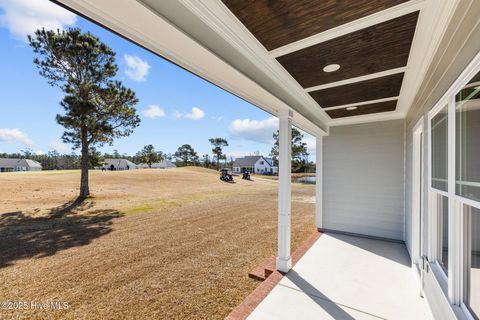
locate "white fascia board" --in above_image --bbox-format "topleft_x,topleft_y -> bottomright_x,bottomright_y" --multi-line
54,0 -> 327,136
322,97 -> 399,111
395,0 -> 459,116
305,67 -> 406,92
328,110 -> 405,127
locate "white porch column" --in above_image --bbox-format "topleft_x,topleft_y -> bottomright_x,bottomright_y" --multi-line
276,110 -> 292,273
315,136 -> 323,230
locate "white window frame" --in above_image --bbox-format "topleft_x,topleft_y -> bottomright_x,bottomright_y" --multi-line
427,50 -> 480,320
412,117 -> 424,269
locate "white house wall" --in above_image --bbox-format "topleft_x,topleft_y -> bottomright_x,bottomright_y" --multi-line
323,119 -> 405,240
254,158 -> 273,174
404,1 -> 480,319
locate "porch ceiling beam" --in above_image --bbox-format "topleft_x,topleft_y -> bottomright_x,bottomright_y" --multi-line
322,97 -> 399,111
305,67 -> 406,92
329,110 -> 404,127
269,0 -> 425,58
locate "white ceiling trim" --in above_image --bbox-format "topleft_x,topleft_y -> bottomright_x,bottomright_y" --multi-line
305,67 -> 406,92
322,97 -> 399,111
395,0 -> 459,117
404,0 -> 475,118
269,0 -> 425,58
329,110 -> 405,126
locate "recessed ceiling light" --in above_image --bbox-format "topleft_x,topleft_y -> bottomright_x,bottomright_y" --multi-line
346,106 -> 358,111
323,64 -> 341,73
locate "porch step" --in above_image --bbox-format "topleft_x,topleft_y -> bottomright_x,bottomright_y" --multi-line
248,255 -> 276,281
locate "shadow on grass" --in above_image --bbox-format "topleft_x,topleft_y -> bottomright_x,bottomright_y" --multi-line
0,197 -> 124,268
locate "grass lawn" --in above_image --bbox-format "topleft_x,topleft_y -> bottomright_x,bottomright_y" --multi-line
0,167 -> 315,319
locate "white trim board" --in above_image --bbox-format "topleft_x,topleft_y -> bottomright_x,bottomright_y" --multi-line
411,116 -> 424,270
395,0 -> 459,117
305,67 -> 406,92
328,110 -> 405,127
269,0 -> 425,58
428,50 -> 480,117
322,97 -> 399,111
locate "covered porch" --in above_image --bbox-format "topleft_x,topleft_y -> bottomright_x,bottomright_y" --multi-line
55,0 -> 480,319
248,232 -> 432,320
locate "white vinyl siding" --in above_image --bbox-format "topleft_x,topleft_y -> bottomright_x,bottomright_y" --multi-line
323,119 -> 405,240
404,6 -> 480,317
254,157 -> 272,174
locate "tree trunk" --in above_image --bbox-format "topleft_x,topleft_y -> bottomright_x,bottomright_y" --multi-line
80,128 -> 90,198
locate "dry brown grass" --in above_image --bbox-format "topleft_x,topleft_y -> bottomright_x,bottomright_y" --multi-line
0,167 -> 315,319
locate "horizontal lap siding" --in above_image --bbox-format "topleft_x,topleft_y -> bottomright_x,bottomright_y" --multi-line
323,120 -> 405,240
402,2 -> 480,318
404,1 -> 480,257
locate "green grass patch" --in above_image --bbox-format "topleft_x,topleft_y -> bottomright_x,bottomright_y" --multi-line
124,189 -> 252,214
7,170 -> 81,176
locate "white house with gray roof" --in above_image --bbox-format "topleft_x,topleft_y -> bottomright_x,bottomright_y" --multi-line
99,159 -> 138,171
0,158 -> 42,172
233,156 -> 277,175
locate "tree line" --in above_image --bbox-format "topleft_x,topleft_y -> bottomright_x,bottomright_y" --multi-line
2,127 -> 314,173
0,138 -> 232,171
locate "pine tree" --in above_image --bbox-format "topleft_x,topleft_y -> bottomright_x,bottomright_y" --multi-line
29,28 -> 140,197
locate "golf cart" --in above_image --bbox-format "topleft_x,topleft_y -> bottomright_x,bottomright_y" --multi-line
242,170 -> 251,180
219,168 -> 234,182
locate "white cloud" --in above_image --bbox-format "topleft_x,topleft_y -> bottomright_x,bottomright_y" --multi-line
141,105 -> 165,119
173,110 -> 183,119
185,107 -> 205,120
124,54 -> 150,82
174,107 -> 205,121
0,0 -> 76,42
226,150 -> 261,159
0,128 -> 33,145
48,140 -> 69,153
35,150 -> 45,155
303,134 -> 316,155
229,116 -> 278,144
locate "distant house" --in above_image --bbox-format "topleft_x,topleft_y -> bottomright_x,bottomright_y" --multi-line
233,156 -> 277,174
0,158 -> 42,172
100,159 -> 138,171
138,160 -> 176,169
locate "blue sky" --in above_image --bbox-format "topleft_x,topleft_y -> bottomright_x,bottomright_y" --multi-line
0,0 -> 314,159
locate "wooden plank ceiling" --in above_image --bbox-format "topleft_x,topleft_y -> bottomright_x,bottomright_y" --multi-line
309,73 -> 405,108
222,0 -> 419,120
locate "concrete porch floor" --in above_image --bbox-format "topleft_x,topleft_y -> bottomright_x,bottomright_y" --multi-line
247,233 -> 433,320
